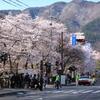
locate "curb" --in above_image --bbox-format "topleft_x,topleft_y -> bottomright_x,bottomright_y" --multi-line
0,90 -> 27,97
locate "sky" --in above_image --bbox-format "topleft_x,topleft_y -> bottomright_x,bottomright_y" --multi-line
0,0 -> 100,10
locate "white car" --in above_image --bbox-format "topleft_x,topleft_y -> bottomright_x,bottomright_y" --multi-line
78,76 -> 95,86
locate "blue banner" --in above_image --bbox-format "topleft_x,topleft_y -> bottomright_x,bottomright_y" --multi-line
72,34 -> 76,46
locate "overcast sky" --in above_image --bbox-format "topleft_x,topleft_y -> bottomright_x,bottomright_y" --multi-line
0,0 -> 100,10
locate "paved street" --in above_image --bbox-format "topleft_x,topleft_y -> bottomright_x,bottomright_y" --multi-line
0,85 -> 100,100
0,78 -> 100,100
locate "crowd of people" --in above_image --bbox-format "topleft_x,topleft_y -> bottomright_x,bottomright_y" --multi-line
0,72 -> 48,91
0,71 -> 83,90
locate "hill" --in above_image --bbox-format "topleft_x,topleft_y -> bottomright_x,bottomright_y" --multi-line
0,0 -> 100,51
82,18 -> 100,51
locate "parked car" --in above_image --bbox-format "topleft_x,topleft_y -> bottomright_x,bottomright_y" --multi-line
78,75 -> 95,86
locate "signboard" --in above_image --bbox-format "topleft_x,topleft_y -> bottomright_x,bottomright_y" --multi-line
61,75 -> 66,85
70,32 -> 86,46
72,34 -> 76,46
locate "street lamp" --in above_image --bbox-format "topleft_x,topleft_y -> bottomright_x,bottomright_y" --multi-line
49,17 -> 64,74
49,17 -> 53,64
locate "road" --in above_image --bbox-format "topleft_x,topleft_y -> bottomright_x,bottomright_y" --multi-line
0,86 -> 100,100
0,79 -> 100,100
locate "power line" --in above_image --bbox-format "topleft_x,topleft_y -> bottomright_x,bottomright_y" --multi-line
2,0 -> 17,7
15,0 -> 30,7
8,0 -> 23,7
2,0 -> 30,8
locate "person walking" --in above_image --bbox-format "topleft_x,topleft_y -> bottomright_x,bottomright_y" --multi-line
75,73 -> 80,86
43,74 -> 48,89
55,74 -> 60,89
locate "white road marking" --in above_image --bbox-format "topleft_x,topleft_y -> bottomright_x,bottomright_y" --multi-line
17,92 -> 24,95
61,90 -> 75,94
46,89 -> 100,94
52,90 -> 64,93
81,90 -> 93,93
92,90 -> 100,93
18,89 -> 100,99
71,90 -> 86,94
35,98 -> 43,100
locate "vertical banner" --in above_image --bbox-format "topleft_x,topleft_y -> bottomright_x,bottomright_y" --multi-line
72,33 -> 76,46
61,75 -> 66,85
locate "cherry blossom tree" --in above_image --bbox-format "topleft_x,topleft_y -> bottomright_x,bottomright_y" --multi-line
0,13 -> 67,72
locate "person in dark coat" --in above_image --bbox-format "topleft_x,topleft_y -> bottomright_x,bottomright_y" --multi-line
31,74 -> 39,89
10,74 -> 16,88
39,75 -> 44,91
24,73 -> 31,88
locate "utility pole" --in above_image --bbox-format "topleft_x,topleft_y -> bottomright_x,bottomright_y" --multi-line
40,60 -> 43,91
61,32 -> 64,74
49,6 -> 52,63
